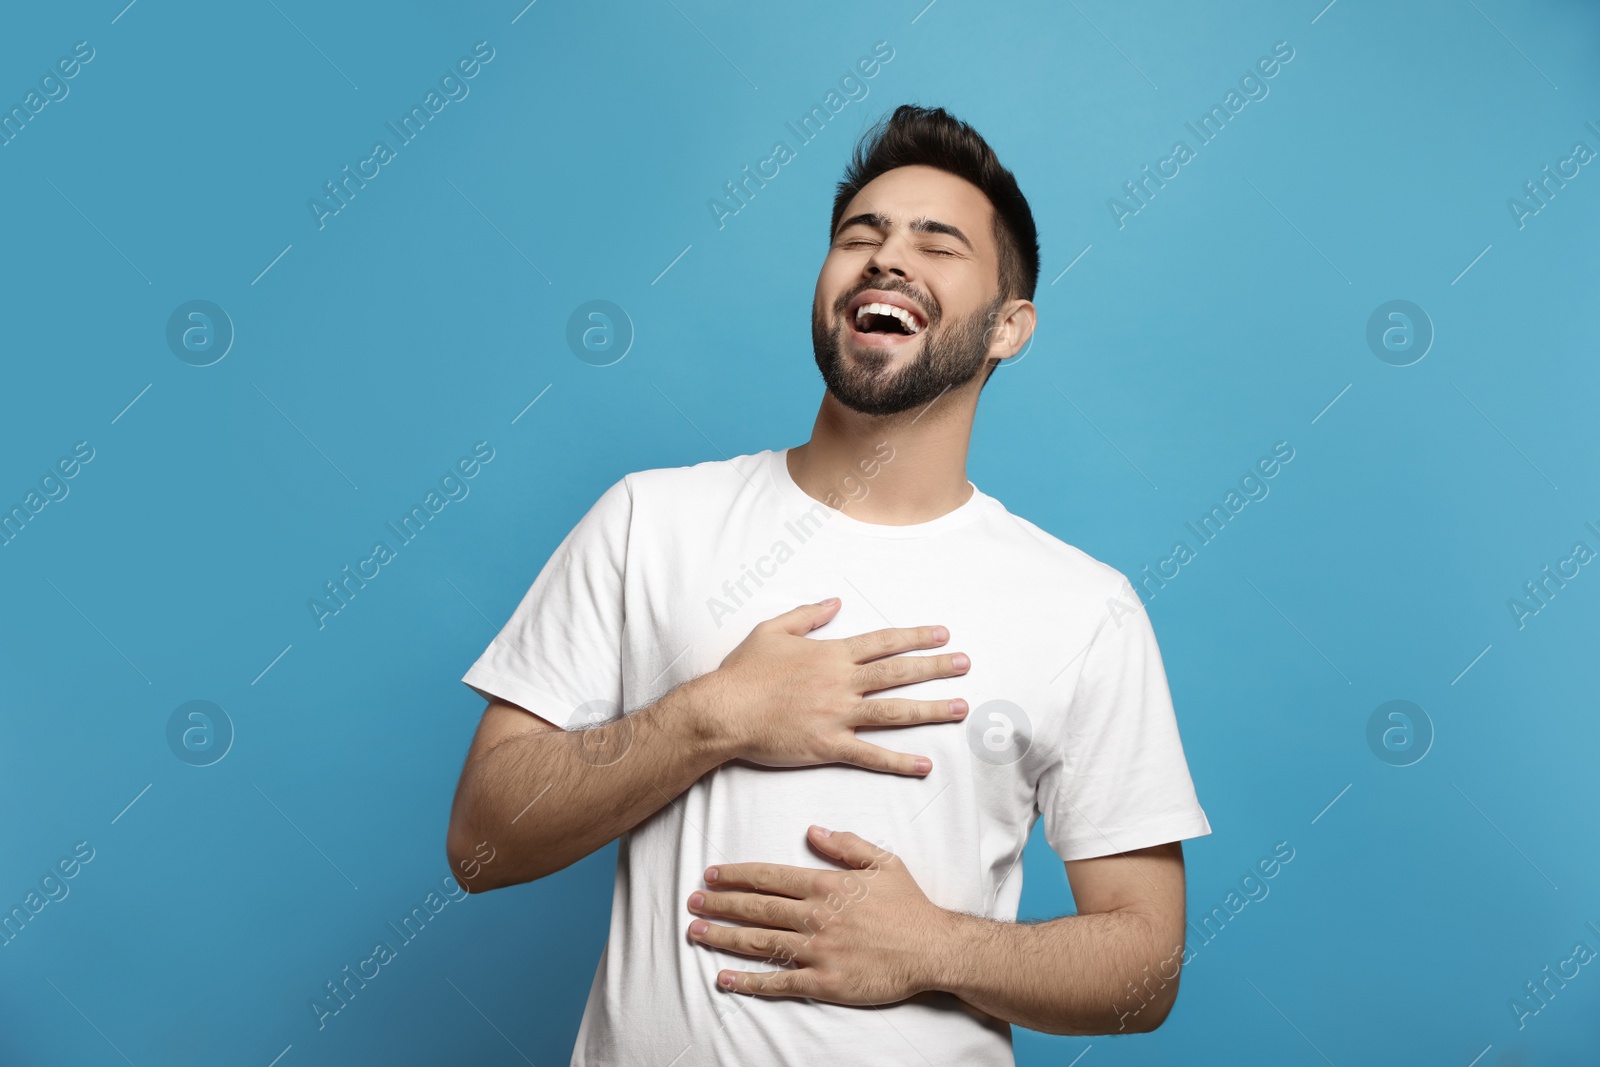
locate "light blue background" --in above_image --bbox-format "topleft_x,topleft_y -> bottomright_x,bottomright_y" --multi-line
2,1 -> 1597,1063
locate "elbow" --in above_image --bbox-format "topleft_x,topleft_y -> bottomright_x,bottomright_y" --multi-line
1145,971 -> 1180,1030
1140,996 -> 1177,1032
444,827 -> 476,893
446,772 -> 518,893
1117,995 -> 1175,1034
1111,907 -> 1186,1034
446,819 -> 505,895
1100,939 -> 1184,1035
1095,991 -> 1174,1037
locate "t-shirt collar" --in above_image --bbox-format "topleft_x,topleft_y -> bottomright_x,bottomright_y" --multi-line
764,447 -> 991,540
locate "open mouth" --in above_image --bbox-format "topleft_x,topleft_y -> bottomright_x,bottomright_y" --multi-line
848,300 -> 925,346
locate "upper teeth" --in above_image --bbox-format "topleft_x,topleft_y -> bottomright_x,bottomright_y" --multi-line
855,302 -> 921,334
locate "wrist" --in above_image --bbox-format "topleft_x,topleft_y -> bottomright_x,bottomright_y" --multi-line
921,907 -> 979,996
669,671 -> 743,767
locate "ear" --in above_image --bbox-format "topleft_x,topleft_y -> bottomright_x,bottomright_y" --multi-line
982,298 -> 1036,364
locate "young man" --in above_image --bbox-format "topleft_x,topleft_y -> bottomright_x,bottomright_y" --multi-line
447,104 -> 1211,1064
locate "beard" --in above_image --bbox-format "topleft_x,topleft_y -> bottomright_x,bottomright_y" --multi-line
811,287 -> 1003,417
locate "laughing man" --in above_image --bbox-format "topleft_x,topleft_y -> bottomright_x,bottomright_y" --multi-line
448,104 -> 1211,1065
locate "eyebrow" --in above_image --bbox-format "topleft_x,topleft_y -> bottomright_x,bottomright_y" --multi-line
834,212 -> 975,252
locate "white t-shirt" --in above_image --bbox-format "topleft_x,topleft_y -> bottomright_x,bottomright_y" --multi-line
462,447 -> 1211,1066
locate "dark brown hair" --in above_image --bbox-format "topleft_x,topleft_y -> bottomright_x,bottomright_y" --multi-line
831,104 -> 1040,304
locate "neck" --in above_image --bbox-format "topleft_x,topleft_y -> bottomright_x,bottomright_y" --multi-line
786,390 -> 979,526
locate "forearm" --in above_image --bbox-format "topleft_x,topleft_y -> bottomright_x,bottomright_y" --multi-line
449,677 -> 731,890
928,907 -> 1180,1036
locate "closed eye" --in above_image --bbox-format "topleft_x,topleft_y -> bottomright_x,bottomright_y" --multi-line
837,237 -> 960,259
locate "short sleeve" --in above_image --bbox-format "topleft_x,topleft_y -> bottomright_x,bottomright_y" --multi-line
1035,579 -> 1212,861
460,475 -> 631,730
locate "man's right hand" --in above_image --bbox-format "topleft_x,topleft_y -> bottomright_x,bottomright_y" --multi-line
694,597 -> 971,777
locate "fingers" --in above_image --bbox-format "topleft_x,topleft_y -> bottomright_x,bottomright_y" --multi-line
714,966 -> 817,997
687,918 -> 807,967
849,697 -> 968,729
689,888 -> 804,932
831,737 -> 933,777
704,862 -> 815,898
853,649 -> 971,696
842,623 -> 951,664
760,597 -> 842,637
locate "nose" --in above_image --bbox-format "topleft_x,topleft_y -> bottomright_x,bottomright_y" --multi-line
863,232 -> 912,283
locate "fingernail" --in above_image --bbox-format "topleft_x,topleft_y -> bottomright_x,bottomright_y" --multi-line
932,625 -> 949,642
949,699 -> 968,717
952,653 -> 970,671
690,920 -> 707,936
689,892 -> 705,910
719,973 -> 735,988
705,867 -> 719,883
812,824 -> 832,837
914,757 -> 932,774
819,596 -> 839,606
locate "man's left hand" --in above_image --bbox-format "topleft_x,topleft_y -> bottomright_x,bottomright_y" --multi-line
686,824 -> 955,1004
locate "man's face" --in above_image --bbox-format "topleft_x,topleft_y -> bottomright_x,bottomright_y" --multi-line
812,165 -> 1008,417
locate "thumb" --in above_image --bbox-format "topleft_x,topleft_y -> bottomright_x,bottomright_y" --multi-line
808,825 -> 893,870
768,597 -> 840,636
